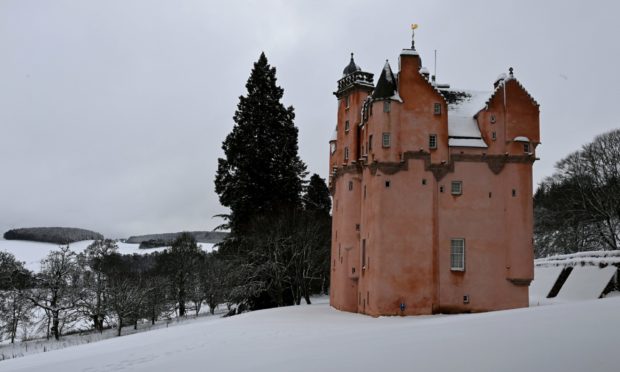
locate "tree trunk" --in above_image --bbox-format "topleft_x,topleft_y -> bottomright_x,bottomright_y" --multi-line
51,310 -> 60,341
117,318 -> 123,337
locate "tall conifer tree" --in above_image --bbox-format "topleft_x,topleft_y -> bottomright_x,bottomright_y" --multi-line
215,53 -> 306,232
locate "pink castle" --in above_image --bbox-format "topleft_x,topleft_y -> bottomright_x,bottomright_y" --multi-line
329,34 -> 540,315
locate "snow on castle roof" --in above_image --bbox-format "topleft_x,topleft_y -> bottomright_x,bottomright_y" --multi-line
442,89 -> 489,148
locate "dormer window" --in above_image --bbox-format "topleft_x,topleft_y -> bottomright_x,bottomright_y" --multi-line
434,103 -> 441,115
523,142 -> 531,153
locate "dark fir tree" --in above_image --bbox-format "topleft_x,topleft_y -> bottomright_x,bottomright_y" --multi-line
302,174 -> 331,215
215,52 -> 307,232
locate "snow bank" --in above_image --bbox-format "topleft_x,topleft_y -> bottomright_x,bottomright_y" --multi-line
536,250 -> 620,267
2,298 -> 619,372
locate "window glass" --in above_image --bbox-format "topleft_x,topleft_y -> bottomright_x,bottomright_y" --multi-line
382,133 -> 391,148
450,239 -> 465,271
451,181 -> 462,195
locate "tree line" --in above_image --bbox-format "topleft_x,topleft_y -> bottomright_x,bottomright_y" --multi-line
534,128 -> 620,257
0,236 -> 229,342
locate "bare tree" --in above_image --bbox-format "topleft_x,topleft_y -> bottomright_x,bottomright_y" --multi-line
29,246 -> 81,340
77,239 -> 118,332
535,129 -> 620,256
0,252 -> 34,343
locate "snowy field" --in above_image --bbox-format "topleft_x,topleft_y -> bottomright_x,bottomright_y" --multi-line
0,239 -> 216,272
1,296 -> 619,372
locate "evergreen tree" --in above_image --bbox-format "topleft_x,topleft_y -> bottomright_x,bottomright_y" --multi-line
215,52 -> 307,232
302,174 -> 331,215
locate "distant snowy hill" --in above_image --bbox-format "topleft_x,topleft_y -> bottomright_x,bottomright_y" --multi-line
1,297 -> 619,372
0,239 -> 215,272
126,231 -> 228,245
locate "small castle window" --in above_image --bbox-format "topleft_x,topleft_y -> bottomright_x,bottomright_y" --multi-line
345,95 -> 350,109
422,179 -> 427,185
523,142 -> 531,153
362,239 -> 366,269
490,114 -> 496,124
492,132 -> 497,141
368,135 -> 373,151
434,103 -> 441,115
385,180 -> 391,188
451,181 -> 463,195
383,101 -> 391,113
450,238 -> 465,271
330,142 -> 336,155
345,120 -> 350,132
429,134 -> 437,149
344,147 -> 349,161
440,186 -> 444,193
348,181 -> 353,191
382,132 -> 391,148
363,185 -> 367,199
512,189 -> 517,197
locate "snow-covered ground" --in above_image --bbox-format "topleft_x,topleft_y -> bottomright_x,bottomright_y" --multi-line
0,239 -> 216,272
1,296 -> 619,372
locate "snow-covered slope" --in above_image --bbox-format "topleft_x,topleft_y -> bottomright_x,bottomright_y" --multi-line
2,298 -> 619,372
0,240 -> 216,272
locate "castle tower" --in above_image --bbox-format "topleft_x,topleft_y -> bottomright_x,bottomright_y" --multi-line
329,54 -> 373,312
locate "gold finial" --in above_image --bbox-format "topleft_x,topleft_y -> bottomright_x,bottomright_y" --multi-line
411,23 -> 419,50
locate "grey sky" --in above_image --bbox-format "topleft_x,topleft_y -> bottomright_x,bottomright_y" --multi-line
1,0 -> 618,238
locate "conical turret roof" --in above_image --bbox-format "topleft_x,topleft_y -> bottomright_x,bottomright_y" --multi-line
372,60 -> 398,99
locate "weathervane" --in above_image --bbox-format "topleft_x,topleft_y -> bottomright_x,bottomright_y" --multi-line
411,23 -> 418,50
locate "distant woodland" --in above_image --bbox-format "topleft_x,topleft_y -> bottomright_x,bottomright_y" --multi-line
534,129 -> 620,257
3,227 -> 103,245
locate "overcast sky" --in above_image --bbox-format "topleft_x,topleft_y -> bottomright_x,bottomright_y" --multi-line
1,0 -> 619,238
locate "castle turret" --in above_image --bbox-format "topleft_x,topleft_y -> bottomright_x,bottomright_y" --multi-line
330,54 -> 374,312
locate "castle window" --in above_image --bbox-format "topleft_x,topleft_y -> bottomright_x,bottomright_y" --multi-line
440,186 -> 444,193
383,101 -> 391,113
523,142 -> 531,153
362,239 -> 367,269
450,238 -> 465,271
330,142 -> 336,155
345,120 -> 350,132
434,103 -> 441,115
512,189 -> 517,197
382,132 -> 391,148
490,114 -> 496,124
429,134 -> 437,149
348,181 -> 353,191
385,180 -> 391,188
492,132 -> 497,141
422,179 -> 427,185
364,185 -> 367,199
344,147 -> 349,161
368,135 -> 373,151
345,95 -> 350,109
451,181 -> 463,195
